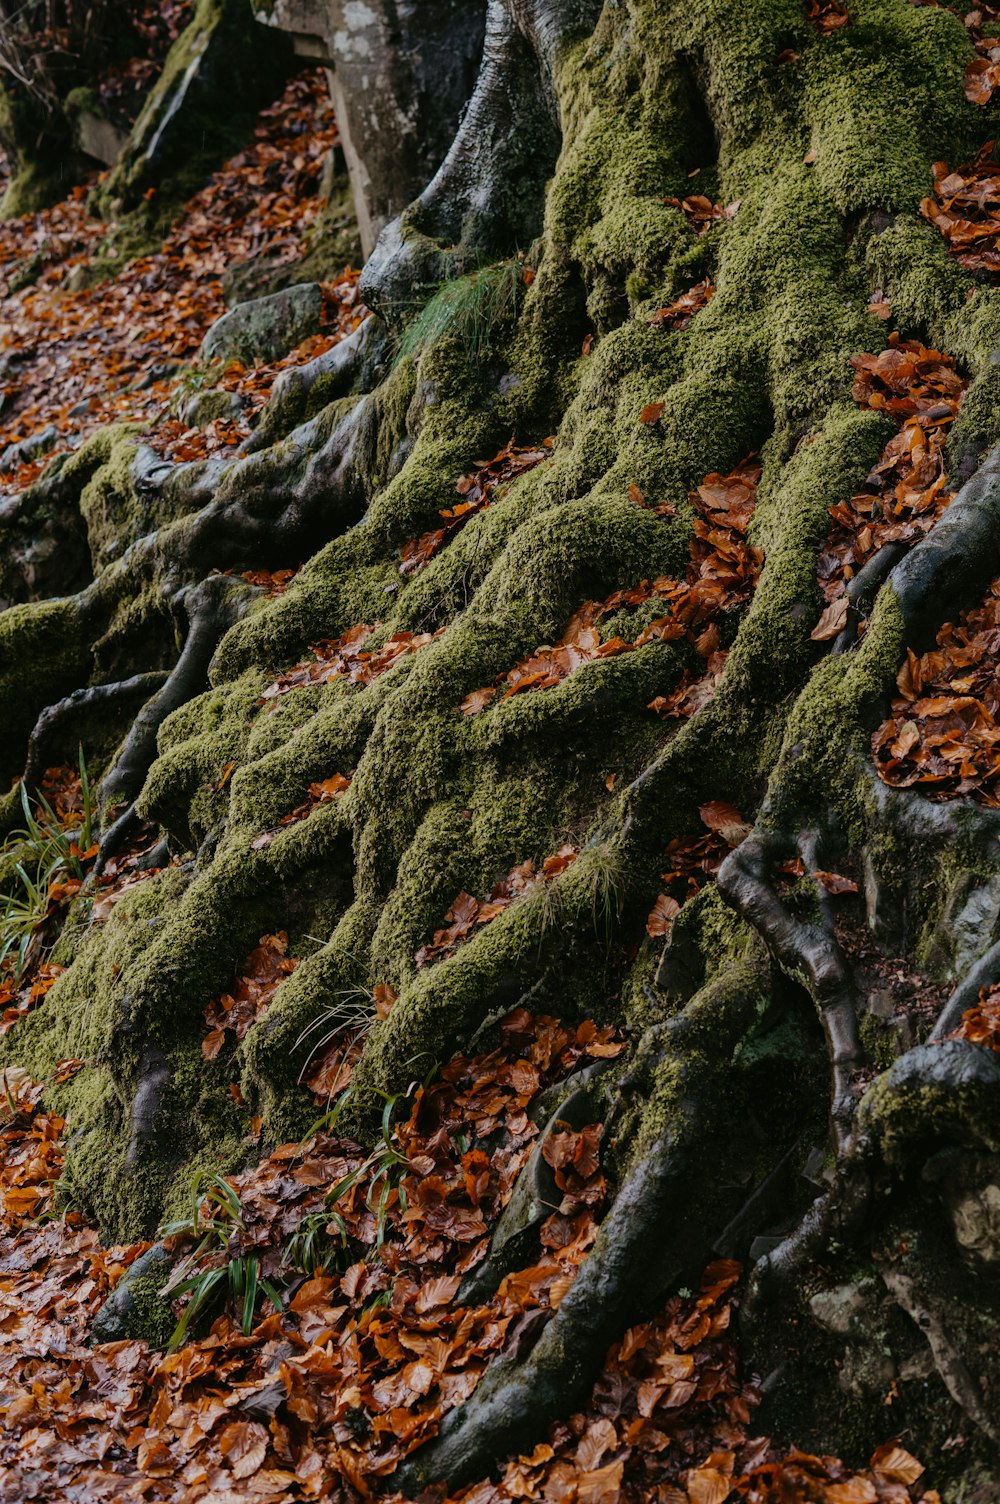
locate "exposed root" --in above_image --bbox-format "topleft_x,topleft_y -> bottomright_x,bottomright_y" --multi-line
749,1041 -> 1000,1319
21,672 -> 169,798
240,316 -> 387,456
932,936 -> 1000,1041
360,0 -> 599,322
718,829 -> 866,1153
882,1266 -> 1000,1445
887,437 -> 1000,650
95,575 -> 247,869
393,961 -> 765,1493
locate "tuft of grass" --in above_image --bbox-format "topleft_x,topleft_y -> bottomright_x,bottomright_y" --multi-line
295,985 -> 377,1089
0,754 -> 95,982
283,1090 -> 411,1276
395,257 -> 525,369
159,1171 -> 281,1350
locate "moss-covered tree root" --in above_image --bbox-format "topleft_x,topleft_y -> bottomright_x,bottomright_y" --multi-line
5,0 -> 1000,1491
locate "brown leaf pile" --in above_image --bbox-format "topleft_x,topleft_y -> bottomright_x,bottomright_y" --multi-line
949,978 -> 1000,1050
953,2 -> 1000,106
650,280 -> 715,331
0,1033 -> 936,1504
0,1069 -> 64,1230
920,144 -> 1000,274
1,72 -> 351,495
449,1259 -> 754,1504
241,567 -> 298,596
399,437 -> 554,576
0,1014 -> 623,1500
202,932 -> 299,1060
873,573 -> 1000,803
664,196 -> 740,234
261,625 -> 444,704
415,845 -> 580,968
37,764 -> 88,828
300,982 -> 397,1105
646,802 -> 752,936
461,457 -> 762,717
815,336 -> 965,630
806,0 -> 850,33
0,964 -> 62,1037
251,772 -> 352,850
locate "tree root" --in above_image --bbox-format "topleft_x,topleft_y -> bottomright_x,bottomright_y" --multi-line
887,437 -> 1000,650
95,575 -> 247,871
240,316 -> 387,457
392,962 -> 765,1494
932,937 -> 1000,1041
717,828 -> 866,1153
882,1265 -> 1000,1445
747,1041 -> 1000,1321
21,672 -> 169,798
360,0 -> 600,323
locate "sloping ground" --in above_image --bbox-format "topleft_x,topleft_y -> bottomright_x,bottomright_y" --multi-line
0,69 -> 358,495
4,0 -> 1000,1499
0,1039 -> 937,1504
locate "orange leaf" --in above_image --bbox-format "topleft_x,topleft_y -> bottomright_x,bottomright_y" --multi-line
202,1027 -> 227,1060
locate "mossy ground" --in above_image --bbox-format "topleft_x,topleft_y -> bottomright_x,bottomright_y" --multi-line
2,0 -> 1000,1485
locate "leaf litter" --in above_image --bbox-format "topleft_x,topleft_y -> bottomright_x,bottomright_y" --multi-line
460,457 -> 762,718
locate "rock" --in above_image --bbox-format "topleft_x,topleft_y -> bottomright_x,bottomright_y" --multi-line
221,248 -> 296,308
809,1281 -> 871,1337
180,387 -> 243,428
64,89 -> 128,168
93,0 -> 292,215
200,283 -> 325,367
925,1150 -> 1000,1271
90,1241 -> 175,1346
0,425 -> 57,474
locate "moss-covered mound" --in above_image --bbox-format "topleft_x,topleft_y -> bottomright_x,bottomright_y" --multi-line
4,0 -> 1000,1488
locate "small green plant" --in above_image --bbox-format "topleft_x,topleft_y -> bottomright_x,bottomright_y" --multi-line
282,1205 -> 350,1277
160,1171 -> 281,1350
295,985 -> 377,1089
395,257 -> 524,369
283,1090 -> 411,1276
0,754 -> 96,982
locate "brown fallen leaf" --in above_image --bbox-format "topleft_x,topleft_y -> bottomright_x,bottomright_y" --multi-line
810,595 -> 849,641
812,869 -> 858,895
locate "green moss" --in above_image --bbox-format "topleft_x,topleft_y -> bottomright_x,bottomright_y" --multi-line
4,0 -> 997,1312
119,1273 -> 176,1347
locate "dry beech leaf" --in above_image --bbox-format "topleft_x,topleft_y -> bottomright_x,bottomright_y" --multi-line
870,1441 -> 925,1485
812,869 -> 858,895
685,1465 -> 733,1504
811,595 -> 849,641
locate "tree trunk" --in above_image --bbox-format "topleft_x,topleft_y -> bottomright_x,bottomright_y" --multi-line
4,0 -> 1000,1494
253,0 -> 490,258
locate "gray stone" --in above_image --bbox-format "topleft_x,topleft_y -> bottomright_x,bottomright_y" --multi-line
809,1281 -> 871,1337
200,283 -> 325,368
73,110 -> 127,168
180,387 -> 243,428
90,1241 -> 175,1346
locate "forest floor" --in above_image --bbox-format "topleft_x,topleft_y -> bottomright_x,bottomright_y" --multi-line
0,31 -> 994,1504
